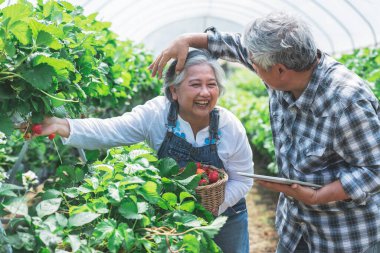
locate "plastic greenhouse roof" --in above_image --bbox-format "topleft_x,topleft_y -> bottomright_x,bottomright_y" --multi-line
6,0 -> 380,56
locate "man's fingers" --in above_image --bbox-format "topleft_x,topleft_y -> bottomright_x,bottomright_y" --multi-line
175,52 -> 187,74
149,53 -> 163,77
156,53 -> 172,79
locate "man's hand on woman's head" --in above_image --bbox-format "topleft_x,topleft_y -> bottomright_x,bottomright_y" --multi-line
149,35 -> 190,79
149,33 -> 208,79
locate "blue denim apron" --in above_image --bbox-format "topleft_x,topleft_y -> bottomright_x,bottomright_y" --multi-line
157,102 -> 249,253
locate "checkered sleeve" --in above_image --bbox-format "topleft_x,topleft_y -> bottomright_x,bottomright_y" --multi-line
334,99 -> 380,204
205,27 -> 254,71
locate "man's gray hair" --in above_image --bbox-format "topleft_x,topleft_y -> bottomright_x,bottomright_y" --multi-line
243,12 -> 317,71
163,49 -> 225,101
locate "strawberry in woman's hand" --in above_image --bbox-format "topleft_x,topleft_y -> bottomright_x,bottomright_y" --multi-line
31,124 -> 42,134
48,133 -> 56,140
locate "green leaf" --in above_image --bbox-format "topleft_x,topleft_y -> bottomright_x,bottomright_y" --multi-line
42,189 -> 61,200
137,202 -> 149,214
139,181 -> 160,203
180,191 -> 196,203
7,234 -> 23,249
180,200 -> 195,212
36,30 -> 62,50
36,198 -> 62,218
93,164 -> 113,173
32,55 -> 74,79
108,183 -> 123,203
4,40 -> 15,57
157,157 -> 180,177
84,149 -> 100,163
183,234 -> 200,253
21,64 -> 56,90
55,213 -> 68,227
118,198 -> 140,219
118,223 -> 135,251
93,219 -> 117,242
39,230 -> 62,246
89,200 -> 109,214
368,68 -> 380,82
196,216 -> 227,238
177,174 -> 202,190
2,3 -> 33,24
162,192 -> 177,207
18,232 -> 35,251
108,228 -> 123,253
68,212 -> 100,227
0,183 -> 24,194
3,197 -> 28,216
0,83 -> 15,99
9,20 -> 31,45
68,235 -> 81,252
63,187 -> 79,198
172,211 -> 201,228
0,115 -> 14,137
175,162 -> 197,180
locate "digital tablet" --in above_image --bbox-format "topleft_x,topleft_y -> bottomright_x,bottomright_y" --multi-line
237,172 -> 322,189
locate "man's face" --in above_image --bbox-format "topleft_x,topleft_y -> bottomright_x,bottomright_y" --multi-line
252,63 -> 285,91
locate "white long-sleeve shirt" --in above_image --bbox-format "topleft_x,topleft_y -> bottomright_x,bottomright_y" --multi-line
62,96 -> 254,214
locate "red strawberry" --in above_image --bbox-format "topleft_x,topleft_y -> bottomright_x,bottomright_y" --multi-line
208,170 -> 219,184
196,168 -> 205,175
31,124 -> 42,134
48,133 -> 56,140
198,178 -> 208,186
196,162 -> 202,169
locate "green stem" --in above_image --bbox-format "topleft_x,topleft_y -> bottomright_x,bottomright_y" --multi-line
0,74 -> 22,81
38,89 -> 79,103
52,139 -> 63,164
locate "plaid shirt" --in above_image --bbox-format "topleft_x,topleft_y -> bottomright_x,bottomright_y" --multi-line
206,27 -> 380,253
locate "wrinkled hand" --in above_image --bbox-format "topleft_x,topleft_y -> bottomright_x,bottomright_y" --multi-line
149,35 -> 190,79
18,117 -> 70,139
257,180 -> 319,205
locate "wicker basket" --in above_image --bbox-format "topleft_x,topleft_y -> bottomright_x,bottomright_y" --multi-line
195,166 -> 228,213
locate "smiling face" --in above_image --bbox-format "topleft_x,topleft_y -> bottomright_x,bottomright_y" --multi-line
169,63 -> 219,127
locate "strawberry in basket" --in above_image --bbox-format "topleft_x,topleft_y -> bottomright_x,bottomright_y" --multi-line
194,162 -> 228,214
195,162 -> 224,185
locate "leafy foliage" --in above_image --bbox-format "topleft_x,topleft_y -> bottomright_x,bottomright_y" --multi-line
0,0 -> 162,185
1,144 -> 225,252
0,0 -> 161,136
220,67 -> 277,173
338,47 -> 380,100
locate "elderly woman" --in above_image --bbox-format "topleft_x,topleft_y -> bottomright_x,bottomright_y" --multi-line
34,49 -> 253,253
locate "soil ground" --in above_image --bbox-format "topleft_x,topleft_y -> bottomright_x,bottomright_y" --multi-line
246,161 -> 280,253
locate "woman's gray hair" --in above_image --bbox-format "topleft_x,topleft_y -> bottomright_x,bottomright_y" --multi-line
163,49 -> 225,101
243,12 -> 317,71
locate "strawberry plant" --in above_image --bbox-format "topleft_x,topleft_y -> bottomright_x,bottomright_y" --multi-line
0,0 -> 161,186
0,0 -> 161,136
1,144 -> 226,252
